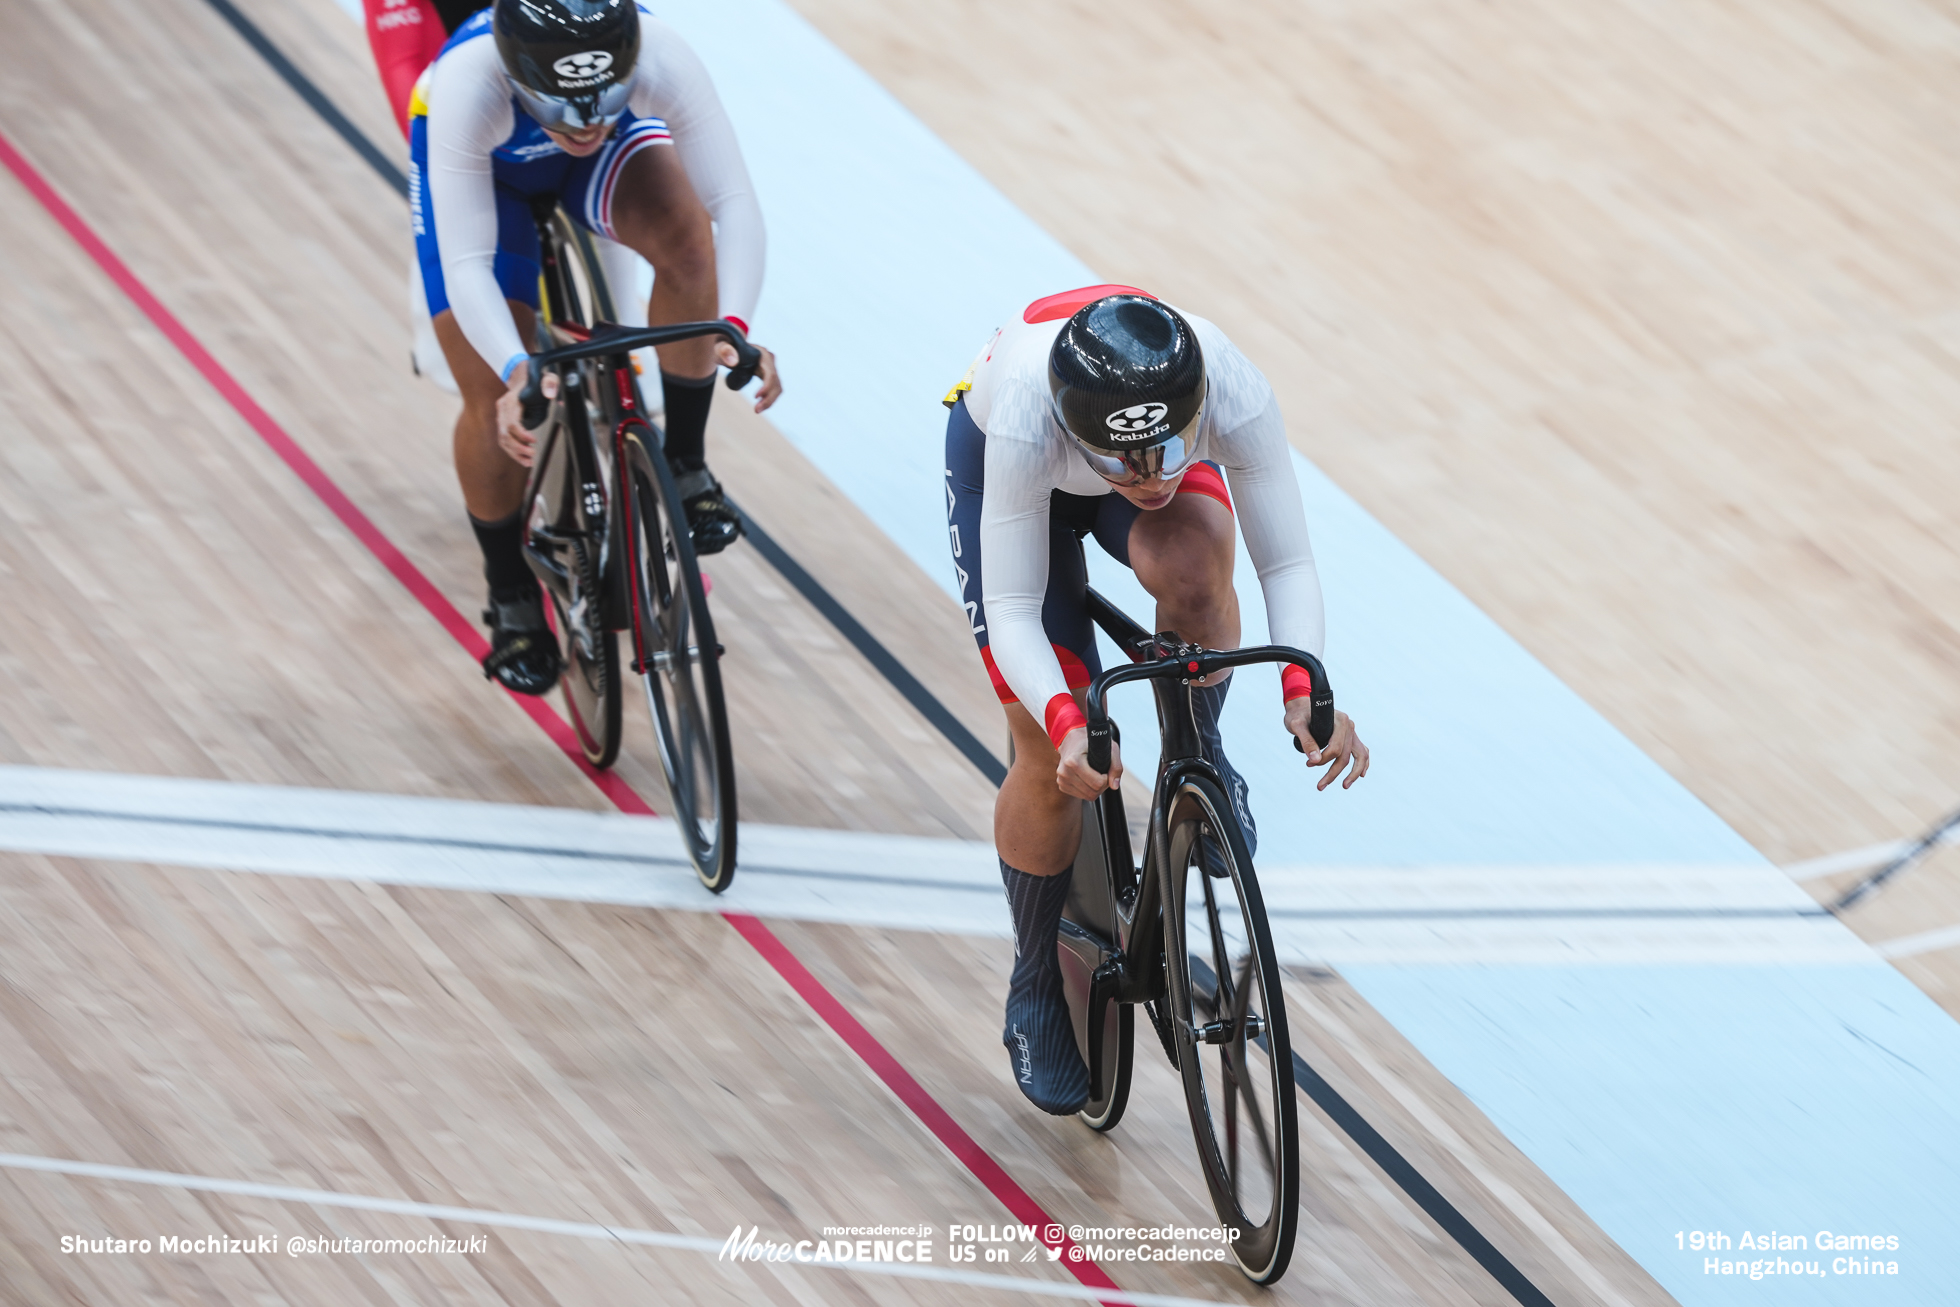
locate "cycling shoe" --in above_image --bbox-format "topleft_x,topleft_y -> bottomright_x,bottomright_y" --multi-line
1003,983 -> 1090,1116
672,465 -> 744,557
481,589 -> 562,696
1000,860 -> 1090,1114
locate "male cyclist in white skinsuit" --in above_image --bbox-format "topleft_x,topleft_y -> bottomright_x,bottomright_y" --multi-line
412,0 -> 781,695
945,287 -> 1368,1114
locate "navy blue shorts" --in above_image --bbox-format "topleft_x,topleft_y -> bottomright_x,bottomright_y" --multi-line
409,114 -> 671,319
943,397 -> 1232,705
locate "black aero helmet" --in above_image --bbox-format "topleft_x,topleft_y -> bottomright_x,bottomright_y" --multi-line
494,0 -> 641,132
1048,295 -> 1207,486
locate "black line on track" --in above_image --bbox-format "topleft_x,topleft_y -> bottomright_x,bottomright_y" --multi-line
1186,956 -> 1557,1307
1287,1052 -> 1557,1307
0,801 -> 693,864
0,801 -> 998,891
734,506 -> 1009,786
200,0 -> 410,197
196,0 -> 1003,785
200,8 -> 1559,1300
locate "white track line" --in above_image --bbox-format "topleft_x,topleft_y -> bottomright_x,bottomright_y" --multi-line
1875,923 -> 1960,960
1,1153 -> 1233,1307
1780,824 -> 1960,882
1781,840 -> 1913,881
0,766 -> 1884,964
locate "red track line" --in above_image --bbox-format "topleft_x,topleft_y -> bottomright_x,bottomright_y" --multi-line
725,913 -> 1121,1294
0,132 -> 1122,1299
0,131 -> 651,818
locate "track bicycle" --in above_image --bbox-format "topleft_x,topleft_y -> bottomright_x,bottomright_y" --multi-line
1055,587 -> 1334,1286
512,200 -> 758,891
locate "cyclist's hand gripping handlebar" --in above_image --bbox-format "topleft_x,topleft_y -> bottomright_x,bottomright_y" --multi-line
1085,717 -> 1120,776
718,328 -> 763,391
1288,659 -> 1337,754
517,368 -> 552,432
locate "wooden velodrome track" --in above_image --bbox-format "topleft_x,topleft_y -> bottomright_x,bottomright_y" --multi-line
0,0 -> 1955,1303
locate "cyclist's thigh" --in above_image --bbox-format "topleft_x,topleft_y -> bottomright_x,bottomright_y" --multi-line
1095,460 -> 1234,581
561,117 -> 698,247
944,398 -> 1101,707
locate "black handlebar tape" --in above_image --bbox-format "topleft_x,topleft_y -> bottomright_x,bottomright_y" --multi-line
1309,688 -> 1335,749
1085,717 -> 1117,776
1289,676 -> 1336,753
518,363 -> 549,429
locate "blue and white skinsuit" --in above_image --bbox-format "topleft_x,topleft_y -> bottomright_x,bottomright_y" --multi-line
408,8 -> 764,382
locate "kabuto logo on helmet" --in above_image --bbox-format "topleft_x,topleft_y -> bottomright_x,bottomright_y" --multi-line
1104,402 -> 1170,442
552,51 -> 615,86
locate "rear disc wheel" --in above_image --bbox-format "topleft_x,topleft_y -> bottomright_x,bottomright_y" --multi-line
544,537 -> 622,769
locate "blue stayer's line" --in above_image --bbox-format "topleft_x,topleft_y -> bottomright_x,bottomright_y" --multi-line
657,6 -> 1960,1303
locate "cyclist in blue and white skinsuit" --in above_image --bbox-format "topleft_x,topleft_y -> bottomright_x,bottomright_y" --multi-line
411,0 -> 779,695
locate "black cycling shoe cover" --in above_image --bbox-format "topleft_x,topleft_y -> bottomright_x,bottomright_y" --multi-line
1192,676 -> 1256,875
1000,860 -> 1091,1115
481,590 -> 562,696
672,465 -> 743,557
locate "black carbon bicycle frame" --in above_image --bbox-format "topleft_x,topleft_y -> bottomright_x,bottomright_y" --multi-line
1064,586 -> 1333,1100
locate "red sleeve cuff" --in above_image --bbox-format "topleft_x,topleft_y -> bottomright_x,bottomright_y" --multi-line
723,315 -> 749,336
1281,665 -> 1315,703
1044,694 -> 1088,751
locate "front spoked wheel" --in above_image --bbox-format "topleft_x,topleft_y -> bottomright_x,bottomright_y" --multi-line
621,422 -> 737,891
1162,775 -> 1298,1284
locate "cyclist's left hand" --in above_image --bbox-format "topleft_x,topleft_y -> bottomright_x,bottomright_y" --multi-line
495,362 -> 559,467
1288,706 -> 1368,791
717,339 -> 781,413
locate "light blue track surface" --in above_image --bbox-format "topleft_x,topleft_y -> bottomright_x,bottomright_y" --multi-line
657,3 -> 1959,1300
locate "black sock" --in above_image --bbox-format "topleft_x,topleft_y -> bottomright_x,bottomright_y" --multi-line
469,510 -> 534,602
660,370 -> 715,472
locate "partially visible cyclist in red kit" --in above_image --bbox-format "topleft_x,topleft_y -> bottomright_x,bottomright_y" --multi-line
364,0 -> 481,136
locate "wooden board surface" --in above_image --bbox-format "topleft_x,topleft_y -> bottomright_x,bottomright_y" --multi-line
6,0 -> 1955,1300
0,847 -> 1671,1306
